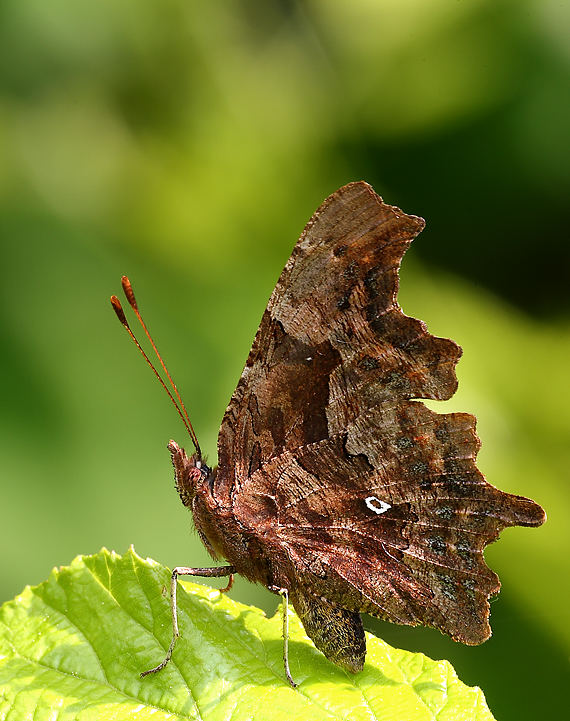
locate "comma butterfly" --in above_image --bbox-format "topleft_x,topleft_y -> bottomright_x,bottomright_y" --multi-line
112,181 -> 545,687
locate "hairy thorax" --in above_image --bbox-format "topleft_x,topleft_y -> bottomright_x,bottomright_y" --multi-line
191,477 -> 278,588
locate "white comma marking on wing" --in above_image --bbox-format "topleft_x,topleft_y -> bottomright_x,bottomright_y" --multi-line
365,496 -> 391,515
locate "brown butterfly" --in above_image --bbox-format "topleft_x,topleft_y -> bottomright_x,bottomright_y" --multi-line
112,181 -> 545,687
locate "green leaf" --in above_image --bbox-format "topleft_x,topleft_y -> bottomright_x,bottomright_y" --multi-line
0,548 -> 495,720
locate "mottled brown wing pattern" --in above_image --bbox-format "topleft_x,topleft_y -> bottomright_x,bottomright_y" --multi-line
217,182 -> 459,501
234,401 -> 543,646
216,180 -> 544,659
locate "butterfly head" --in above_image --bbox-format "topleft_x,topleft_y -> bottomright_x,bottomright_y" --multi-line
168,440 -> 214,509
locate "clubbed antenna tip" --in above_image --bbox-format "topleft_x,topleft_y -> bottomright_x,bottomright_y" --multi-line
110,277 -> 201,457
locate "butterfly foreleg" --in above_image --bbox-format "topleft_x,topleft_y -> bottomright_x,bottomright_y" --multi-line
140,565 -> 236,678
218,572 -> 235,594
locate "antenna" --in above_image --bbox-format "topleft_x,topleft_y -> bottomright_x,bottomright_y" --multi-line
110,277 -> 201,457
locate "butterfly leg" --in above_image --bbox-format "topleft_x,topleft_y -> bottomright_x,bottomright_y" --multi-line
141,565 -> 236,678
269,585 -> 297,689
218,573 -> 235,594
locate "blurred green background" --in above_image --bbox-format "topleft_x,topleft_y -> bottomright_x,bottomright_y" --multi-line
1,1 -> 568,718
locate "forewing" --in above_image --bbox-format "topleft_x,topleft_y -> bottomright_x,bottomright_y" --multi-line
216,181 -> 460,502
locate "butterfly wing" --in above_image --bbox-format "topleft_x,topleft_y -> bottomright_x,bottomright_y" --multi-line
234,405 -> 544,645
217,181 -> 545,646
217,181 -> 458,501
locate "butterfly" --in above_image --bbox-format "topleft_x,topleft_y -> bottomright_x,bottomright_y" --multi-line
112,181 -> 545,687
